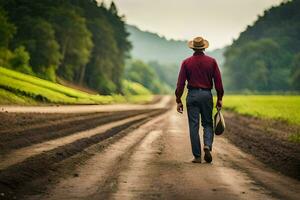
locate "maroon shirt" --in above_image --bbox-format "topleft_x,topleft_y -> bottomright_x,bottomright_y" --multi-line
175,51 -> 224,104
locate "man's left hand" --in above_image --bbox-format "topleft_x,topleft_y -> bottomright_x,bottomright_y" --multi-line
177,102 -> 183,114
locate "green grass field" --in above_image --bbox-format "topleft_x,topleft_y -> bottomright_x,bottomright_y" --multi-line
223,95 -> 300,125
182,92 -> 300,125
223,95 -> 300,143
0,67 -> 152,105
182,93 -> 300,142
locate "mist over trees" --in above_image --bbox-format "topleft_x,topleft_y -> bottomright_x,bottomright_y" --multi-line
0,0 -> 131,94
224,0 -> 300,92
126,25 -> 191,65
127,24 -> 225,91
127,24 -> 225,66
124,60 -> 170,94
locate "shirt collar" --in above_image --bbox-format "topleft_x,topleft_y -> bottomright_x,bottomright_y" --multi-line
193,51 -> 205,56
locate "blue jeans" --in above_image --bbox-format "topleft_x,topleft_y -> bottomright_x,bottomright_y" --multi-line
186,89 -> 214,158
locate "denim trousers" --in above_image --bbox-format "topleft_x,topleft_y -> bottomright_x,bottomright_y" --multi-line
186,89 -> 214,158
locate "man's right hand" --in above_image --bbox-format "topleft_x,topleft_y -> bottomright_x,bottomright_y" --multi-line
216,99 -> 222,109
177,102 -> 183,114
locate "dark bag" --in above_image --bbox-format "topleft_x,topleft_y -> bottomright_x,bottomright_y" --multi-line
214,108 -> 225,135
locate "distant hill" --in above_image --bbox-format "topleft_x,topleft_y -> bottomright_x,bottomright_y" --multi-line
126,24 -> 226,90
126,25 -> 225,67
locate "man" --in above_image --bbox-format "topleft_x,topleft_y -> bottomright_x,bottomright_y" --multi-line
175,36 -> 224,163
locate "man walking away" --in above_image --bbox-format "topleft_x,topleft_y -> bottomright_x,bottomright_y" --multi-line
175,37 -> 224,163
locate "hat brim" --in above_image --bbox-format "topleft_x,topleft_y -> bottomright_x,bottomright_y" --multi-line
188,39 -> 209,49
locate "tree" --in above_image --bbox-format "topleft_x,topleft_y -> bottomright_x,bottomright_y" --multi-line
148,61 -> 179,88
223,0 -> 300,91
0,0 -> 132,94
9,46 -> 33,74
224,38 -> 288,91
290,53 -> 300,90
84,17 -> 119,94
0,8 -> 15,69
125,60 -> 169,94
109,1 -> 118,15
17,18 -> 61,81
51,7 -> 93,84
0,8 -> 15,48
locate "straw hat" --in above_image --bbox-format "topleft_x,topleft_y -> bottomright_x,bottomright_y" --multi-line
188,37 -> 209,50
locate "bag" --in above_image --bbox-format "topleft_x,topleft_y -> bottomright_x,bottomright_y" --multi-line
214,108 -> 225,135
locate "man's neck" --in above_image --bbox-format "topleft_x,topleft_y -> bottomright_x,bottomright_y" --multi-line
193,50 -> 204,56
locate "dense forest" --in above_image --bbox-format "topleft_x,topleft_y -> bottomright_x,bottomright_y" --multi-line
4,0 -> 296,95
224,0 -> 300,91
0,0 -> 131,95
0,0 -> 197,95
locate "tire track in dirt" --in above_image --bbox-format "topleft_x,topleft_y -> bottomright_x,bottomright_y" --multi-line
0,110 -> 153,154
0,108 -> 169,200
26,112 -> 168,200
106,130 -> 163,200
0,112 -> 152,170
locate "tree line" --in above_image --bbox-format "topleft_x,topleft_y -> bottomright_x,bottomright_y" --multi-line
224,0 -> 300,92
0,0 -> 131,94
124,59 -> 172,94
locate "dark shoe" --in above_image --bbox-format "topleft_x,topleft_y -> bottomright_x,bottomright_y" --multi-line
204,148 -> 212,163
192,157 -> 202,163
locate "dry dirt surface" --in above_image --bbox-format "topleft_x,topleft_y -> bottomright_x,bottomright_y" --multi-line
223,111 -> 300,180
0,97 -> 299,200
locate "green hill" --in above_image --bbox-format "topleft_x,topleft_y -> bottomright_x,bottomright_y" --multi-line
224,0 -> 300,91
126,25 -> 190,65
0,1 -> 131,95
0,67 -> 152,105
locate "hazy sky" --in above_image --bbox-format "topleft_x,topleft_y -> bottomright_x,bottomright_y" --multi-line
107,0 -> 283,50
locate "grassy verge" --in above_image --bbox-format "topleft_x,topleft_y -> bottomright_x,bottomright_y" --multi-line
0,88 -> 37,105
0,67 -> 152,105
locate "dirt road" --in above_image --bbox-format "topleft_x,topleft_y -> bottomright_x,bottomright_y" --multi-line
0,97 -> 299,200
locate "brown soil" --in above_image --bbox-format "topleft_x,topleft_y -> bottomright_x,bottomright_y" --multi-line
0,108 -> 168,200
223,111 -> 300,180
33,108 -> 299,200
0,109 -> 157,154
1,98 -> 299,200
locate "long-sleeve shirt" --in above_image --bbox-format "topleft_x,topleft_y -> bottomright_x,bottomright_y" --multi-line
175,51 -> 224,104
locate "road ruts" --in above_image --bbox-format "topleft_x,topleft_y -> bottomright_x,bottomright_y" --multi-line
0,97 -> 172,200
